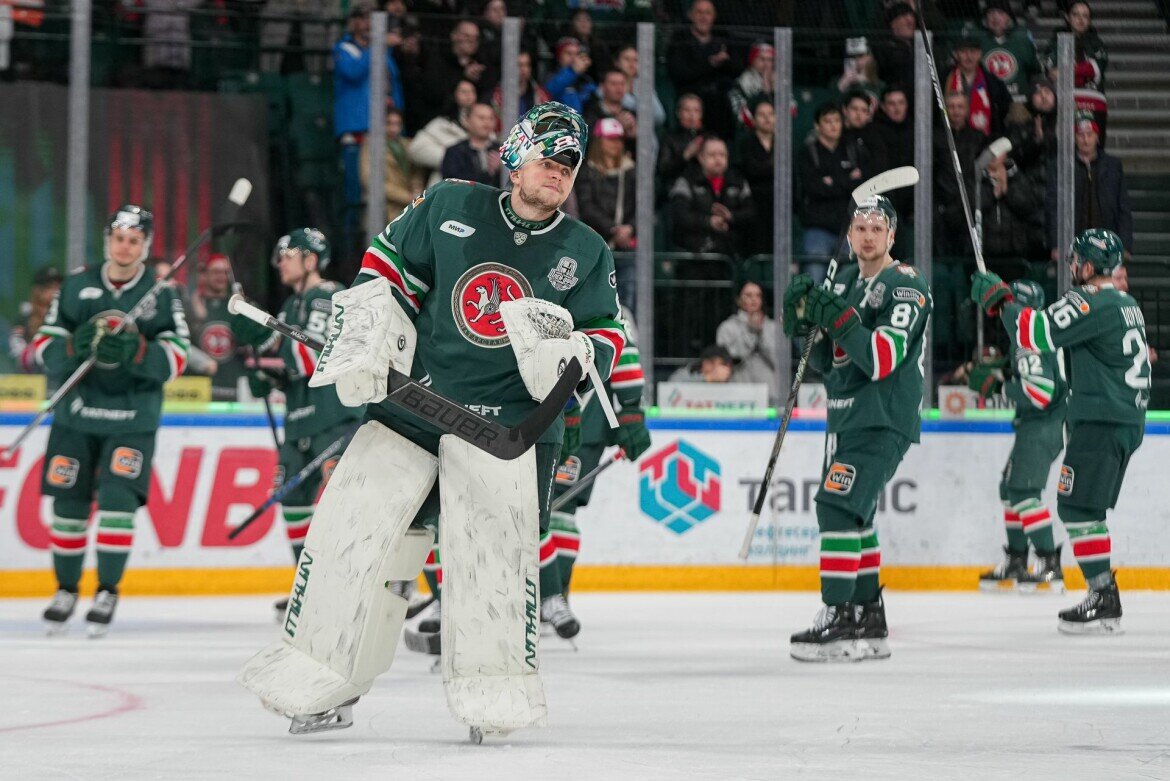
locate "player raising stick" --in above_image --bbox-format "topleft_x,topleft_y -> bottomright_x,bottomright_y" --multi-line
782,196 -> 932,662
238,102 -> 625,741
972,229 -> 1150,634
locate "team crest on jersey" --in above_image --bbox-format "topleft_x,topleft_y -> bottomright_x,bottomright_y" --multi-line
199,321 -> 234,360
47,455 -> 80,488
556,455 -> 581,485
513,231 -> 528,246
452,262 -> 533,347
1058,464 -> 1074,495
824,462 -> 857,494
548,257 -> 579,291
985,49 -> 1018,82
110,447 -> 144,479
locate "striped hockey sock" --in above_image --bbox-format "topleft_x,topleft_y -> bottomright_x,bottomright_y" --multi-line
853,530 -> 881,603
49,514 -> 89,591
1003,504 -> 1026,553
95,512 -> 135,590
819,531 -> 861,606
538,529 -> 562,600
423,543 -> 442,598
1015,498 -> 1056,554
282,505 -> 313,563
549,511 -> 580,593
1065,521 -> 1112,581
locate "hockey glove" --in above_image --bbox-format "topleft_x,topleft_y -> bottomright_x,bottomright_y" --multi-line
782,274 -> 815,338
970,271 -> 1013,317
94,330 -> 145,367
71,319 -> 100,361
607,407 -> 651,461
561,409 -> 582,462
230,312 -> 276,348
803,287 -> 860,340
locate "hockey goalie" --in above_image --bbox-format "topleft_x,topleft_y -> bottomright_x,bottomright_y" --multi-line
236,102 -> 626,742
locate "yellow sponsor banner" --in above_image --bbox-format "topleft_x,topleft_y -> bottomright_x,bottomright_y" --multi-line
163,375 -> 212,404
3,565 -> 1170,597
0,374 -> 47,406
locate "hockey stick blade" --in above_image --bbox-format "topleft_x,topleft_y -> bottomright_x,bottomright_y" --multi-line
851,166 -> 919,203
227,295 -> 578,460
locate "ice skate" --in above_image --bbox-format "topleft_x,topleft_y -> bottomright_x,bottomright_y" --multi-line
43,589 -> 78,635
1019,547 -> 1065,594
540,593 -> 580,639
790,604 -> 862,663
288,697 -> 358,735
404,599 -> 441,655
85,589 -> 119,638
853,588 -> 891,660
978,547 -> 1029,592
1058,574 -> 1123,635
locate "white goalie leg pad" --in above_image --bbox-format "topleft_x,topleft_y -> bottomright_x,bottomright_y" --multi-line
308,276 -> 417,407
499,298 -> 593,401
238,421 -> 437,718
438,435 -> 547,731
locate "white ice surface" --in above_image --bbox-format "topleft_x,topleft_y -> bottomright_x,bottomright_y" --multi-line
3,592 -> 1170,780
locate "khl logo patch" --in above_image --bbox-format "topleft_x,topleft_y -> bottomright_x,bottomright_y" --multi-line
638,440 -> 721,535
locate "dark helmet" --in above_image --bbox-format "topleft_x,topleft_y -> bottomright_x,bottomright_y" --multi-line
104,204 -> 154,263
1070,228 -> 1123,274
271,227 -> 331,271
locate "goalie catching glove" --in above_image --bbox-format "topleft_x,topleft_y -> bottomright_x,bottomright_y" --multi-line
498,298 -> 593,402
307,277 -> 417,406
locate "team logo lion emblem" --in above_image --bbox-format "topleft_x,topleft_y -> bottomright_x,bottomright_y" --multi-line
451,262 -> 533,347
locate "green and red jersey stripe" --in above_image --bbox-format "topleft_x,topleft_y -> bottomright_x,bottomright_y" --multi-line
1017,307 -> 1053,352
1021,375 -> 1054,408
1072,535 -> 1111,561
870,326 -> 908,380
820,534 -> 861,577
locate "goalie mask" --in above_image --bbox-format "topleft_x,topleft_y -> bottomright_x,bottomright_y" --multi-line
104,204 -> 154,264
271,227 -> 331,272
1070,228 -> 1123,277
499,102 -> 588,179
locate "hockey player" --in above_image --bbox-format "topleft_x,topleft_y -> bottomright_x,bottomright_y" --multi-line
238,102 -> 625,737
972,228 -> 1150,633
190,253 -> 248,401
230,229 -> 362,600
782,195 -> 931,662
977,280 -> 1068,593
35,205 -> 191,636
543,309 -> 650,639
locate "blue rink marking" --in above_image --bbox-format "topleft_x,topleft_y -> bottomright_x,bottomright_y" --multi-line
0,413 -> 1166,436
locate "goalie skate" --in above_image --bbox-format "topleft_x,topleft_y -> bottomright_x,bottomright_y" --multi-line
288,697 -> 358,735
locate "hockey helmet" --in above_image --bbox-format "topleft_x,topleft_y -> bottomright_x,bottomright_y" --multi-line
104,204 -> 154,263
499,101 -> 588,178
1070,228 -> 1123,274
852,194 -> 898,233
1009,279 -> 1045,309
272,228 -> 331,271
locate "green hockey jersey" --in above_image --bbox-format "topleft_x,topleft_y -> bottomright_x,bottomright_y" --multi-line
35,263 -> 190,434
966,23 -> 1040,100
354,179 -> 625,443
274,281 -> 363,441
1005,341 -> 1067,421
193,295 -> 247,400
1002,282 -> 1150,426
809,260 -> 932,442
582,313 -> 643,444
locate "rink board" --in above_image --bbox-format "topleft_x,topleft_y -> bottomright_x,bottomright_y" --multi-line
0,413 -> 1168,594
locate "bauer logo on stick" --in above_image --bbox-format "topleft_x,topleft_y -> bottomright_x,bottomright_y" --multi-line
824,462 -> 857,494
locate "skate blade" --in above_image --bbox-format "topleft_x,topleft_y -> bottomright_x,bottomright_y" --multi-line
44,620 -> 70,637
1018,581 -> 1066,595
289,701 -> 356,735
855,638 -> 891,660
1058,617 -> 1123,635
554,622 -> 581,640
979,580 -> 1019,593
470,726 -> 514,744
790,640 -> 865,663
86,622 -> 110,639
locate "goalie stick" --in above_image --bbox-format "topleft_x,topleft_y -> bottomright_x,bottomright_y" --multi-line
227,295 -> 581,461
226,423 -> 359,540
737,166 -> 919,560
3,178 -> 253,460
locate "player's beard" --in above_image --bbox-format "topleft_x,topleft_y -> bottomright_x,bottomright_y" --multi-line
516,180 -> 562,219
